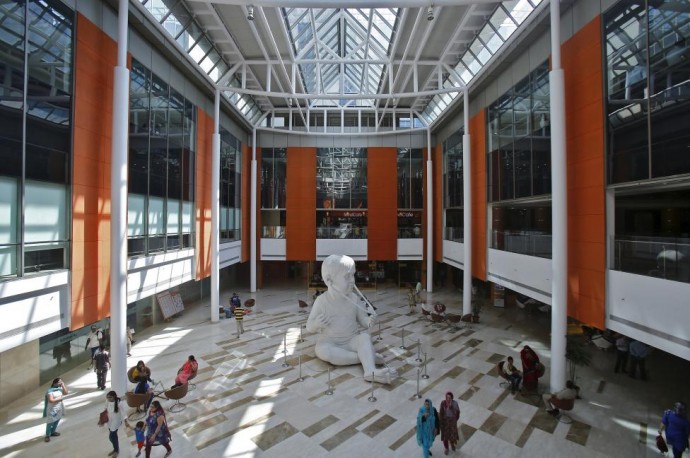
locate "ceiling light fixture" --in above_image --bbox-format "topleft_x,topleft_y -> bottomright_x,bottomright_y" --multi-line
427,5 -> 434,21
247,5 -> 255,21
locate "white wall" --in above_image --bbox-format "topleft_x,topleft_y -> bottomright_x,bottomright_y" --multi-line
442,240 -> 465,269
0,272 -> 70,353
398,238 -> 423,260
607,270 -> 690,361
487,249 -> 552,304
127,250 -> 195,303
260,239 -> 286,261
316,239 -> 368,260
220,241 -> 243,268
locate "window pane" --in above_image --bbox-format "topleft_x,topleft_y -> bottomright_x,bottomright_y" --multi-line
25,181 -> 67,242
0,176 -> 18,244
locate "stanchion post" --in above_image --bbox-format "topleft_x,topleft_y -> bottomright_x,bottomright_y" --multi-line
400,325 -> 406,350
415,339 -> 422,362
376,320 -> 383,341
325,367 -> 334,395
422,352 -> 430,379
414,368 -> 422,399
281,331 -> 290,368
297,355 -> 304,382
367,372 -> 377,402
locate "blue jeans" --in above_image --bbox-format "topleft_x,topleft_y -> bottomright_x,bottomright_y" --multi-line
109,429 -> 119,453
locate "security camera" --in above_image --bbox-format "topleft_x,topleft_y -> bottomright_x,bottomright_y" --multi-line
427,6 -> 434,21
247,5 -> 255,21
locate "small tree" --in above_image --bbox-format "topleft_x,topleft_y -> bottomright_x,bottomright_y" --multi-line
566,335 -> 592,383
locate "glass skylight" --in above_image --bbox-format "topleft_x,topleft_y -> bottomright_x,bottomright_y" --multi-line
283,7 -> 399,106
137,0 -> 263,124
422,0 -> 542,125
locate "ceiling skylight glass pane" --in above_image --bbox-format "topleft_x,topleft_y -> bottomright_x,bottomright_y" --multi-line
491,6 -> 517,40
144,0 -> 168,21
479,24 -> 504,54
503,0 -> 535,26
470,41 -> 492,64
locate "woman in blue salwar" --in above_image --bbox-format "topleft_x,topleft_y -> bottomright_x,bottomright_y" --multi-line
417,398 -> 437,458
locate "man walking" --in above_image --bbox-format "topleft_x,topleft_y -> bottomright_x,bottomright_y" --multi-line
629,340 -> 650,381
85,325 -> 103,370
93,344 -> 110,390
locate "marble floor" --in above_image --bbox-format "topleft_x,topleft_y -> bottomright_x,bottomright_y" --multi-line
1,283 -> 688,458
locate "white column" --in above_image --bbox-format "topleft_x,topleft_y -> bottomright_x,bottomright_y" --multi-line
211,91 -> 220,322
110,0 -> 129,396
425,128 -> 433,293
462,89 -> 472,317
549,0 -> 568,393
250,128 -> 257,292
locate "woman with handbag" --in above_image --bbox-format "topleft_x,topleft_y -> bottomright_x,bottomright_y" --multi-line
100,391 -> 123,457
144,400 -> 172,458
439,392 -> 461,455
659,401 -> 690,458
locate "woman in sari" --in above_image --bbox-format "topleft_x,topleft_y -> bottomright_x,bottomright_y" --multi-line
520,345 -> 544,392
439,392 -> 460,454
416,398 -> 436,458
144,400 -> 172,458
173,355 -> 198,388
43,377 -> 68,442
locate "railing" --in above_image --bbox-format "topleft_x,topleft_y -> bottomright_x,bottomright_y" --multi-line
261,226 -> 285,239
491,230 -> 552,258
398,227 -> 422,239
316,226 -> 368,239
444,227 -> 464,243
613,237 -> 690,284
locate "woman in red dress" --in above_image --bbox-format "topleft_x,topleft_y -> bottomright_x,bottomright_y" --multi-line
520,345 -> 544,392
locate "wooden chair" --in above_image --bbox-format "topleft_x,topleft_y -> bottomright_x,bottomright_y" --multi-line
163,382 -> 189,413
244,299 -> 255,309
125,391 -> 149,420
446,313 -> 463,330
430,312 -> 446,327
550,397 -> 575,424
298,300 -> 309,314
187,366 -> 198,392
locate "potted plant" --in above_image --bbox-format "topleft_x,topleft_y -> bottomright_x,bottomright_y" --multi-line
566,335 -> 592,389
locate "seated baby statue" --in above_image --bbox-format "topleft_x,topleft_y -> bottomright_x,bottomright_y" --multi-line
306,254 -> 393,384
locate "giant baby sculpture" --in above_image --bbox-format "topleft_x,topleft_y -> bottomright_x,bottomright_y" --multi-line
306,254 -> 394,384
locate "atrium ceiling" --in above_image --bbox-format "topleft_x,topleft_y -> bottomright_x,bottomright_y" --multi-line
134,0 -> 548,132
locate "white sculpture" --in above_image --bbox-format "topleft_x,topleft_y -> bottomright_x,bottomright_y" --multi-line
306,254 -> 393,383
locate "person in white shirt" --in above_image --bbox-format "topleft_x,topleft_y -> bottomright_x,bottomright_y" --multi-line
85,325 -> 103,370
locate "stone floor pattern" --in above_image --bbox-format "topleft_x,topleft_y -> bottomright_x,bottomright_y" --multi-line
1,284 -> 686,457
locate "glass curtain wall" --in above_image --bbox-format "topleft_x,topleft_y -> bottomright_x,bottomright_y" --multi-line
443,131 -> 464,242
316,147 -> 367,239
0,0 -> 73,278
397,148 -> 423,238
260,148 -> 286,238
220,128 -> 241,242
486,61 -> 552,258
128,59 -> 196,257
605,1 -> 690,282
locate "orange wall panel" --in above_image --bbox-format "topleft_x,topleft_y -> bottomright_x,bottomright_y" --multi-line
433,144 -> 443,262
241,143 -> 251,263
563,16 -> 606,329
195,109 -> 213,279
70,14 -> 116,329
367,147 -> 397,260
286,147 -> 316,260
469,110 -> 487,280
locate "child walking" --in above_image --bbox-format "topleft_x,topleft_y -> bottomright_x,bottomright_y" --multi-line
233,302 -> 245,337
126,420 -> 146,457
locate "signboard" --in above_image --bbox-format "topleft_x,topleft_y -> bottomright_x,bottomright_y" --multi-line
156,290 -> 185,319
